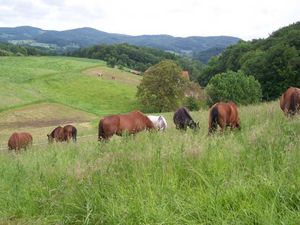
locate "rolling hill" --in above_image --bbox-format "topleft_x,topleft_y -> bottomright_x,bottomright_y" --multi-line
0,56 -> 140,115
0,26 -> 240,54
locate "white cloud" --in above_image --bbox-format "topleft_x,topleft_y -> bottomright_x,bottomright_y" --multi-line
0,0 -> 299,40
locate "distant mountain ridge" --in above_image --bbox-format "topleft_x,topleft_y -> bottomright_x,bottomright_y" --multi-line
0,26 -> 240,55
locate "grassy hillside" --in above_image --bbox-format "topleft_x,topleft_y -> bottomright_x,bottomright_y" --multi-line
0,101 -> 300,224
0,56 -> 139,115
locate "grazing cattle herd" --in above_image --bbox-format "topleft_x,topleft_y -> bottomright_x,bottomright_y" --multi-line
4,87 -> 300,151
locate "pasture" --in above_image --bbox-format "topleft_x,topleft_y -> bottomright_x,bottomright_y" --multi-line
0,56 -> 140,147
1,101 -> 300,224
1,56 -> 300,224
0,56 -> 139,115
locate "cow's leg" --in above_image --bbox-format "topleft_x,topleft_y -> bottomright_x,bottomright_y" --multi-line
219,120 -> 226,133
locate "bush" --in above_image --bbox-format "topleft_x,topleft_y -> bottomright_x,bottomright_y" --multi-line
205,70 -> 262,106
0,49 -> 12,56
107,57 -> 117,68
136,60 -> 186,112
15,52 -> 24,56
183,97 -> 201,111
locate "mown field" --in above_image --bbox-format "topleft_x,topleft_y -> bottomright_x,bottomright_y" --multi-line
0,100 -> 300,224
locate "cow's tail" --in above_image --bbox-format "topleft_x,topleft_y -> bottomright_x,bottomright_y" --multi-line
208,106 -> 218,134
73,127 -> 77,142
98,120 -> 105,141
290,91 -> 300,115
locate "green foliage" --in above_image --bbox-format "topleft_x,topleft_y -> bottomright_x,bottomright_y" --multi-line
205,70 -> 262,105
106,57 -> 117,68
242,44 -> 299,100
68,43 -> 204,81
193,47 -> 225,64
198,41 -> 252,86
136,60 -> 186,112
70,43 -> 177,71
183,81 -> 206,110
177,56 -> 205,80
183,96 -> 201,111
0,42 -> 55,56
198,22 -> 300,100
0,49 -> 12,56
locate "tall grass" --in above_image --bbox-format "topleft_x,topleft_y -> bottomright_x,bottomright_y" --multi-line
0,102 -> 300,224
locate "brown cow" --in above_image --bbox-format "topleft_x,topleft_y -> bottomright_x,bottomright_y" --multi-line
208,101 -> 241,134
98,110 -> 155,141
47,126 -> 64,143
63,125 -> 77,142
47,125 -> 77,143
8,132 -> 33,151
280,87 -> 300,116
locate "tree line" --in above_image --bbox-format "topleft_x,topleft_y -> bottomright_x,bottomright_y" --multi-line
198,22 -> 300,101
0,42 -> 56,56
67,43 -> 204,81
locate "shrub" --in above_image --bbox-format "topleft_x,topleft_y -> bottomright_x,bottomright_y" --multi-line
136,60 -> 186,112
15,52 -> 25,56
0,49 -> 12,56
205,70 -> 262,106
183,97 -> 201,111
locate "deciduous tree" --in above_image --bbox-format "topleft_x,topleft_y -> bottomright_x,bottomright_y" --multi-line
137,60 -> 186,112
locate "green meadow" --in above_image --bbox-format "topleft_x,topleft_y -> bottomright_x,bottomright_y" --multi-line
0,56 -> 139,115
0,56 -> 300,224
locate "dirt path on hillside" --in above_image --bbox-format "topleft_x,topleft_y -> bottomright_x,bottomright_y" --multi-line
0,117 -> 91,129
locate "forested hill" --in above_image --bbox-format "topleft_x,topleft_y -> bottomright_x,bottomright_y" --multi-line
198,22 -> 300,100
0,42 -> 55,56
0,26 -> 240,55
192,47 -> 226,63
68,43 -> 204,80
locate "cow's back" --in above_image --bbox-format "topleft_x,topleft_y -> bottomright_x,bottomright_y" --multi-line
119,111 -> 154,133
213,102 -> 239,124
174,107 -> 191,123
280,87 -> 300,115
8,132 -> 32,150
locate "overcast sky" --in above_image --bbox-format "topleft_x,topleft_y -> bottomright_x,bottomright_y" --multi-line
0,0 -> 299,40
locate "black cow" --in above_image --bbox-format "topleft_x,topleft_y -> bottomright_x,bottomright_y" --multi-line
173,107 -> 199,130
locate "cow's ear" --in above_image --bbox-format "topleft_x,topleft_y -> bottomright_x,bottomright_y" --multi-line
158,116 -> 162,120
